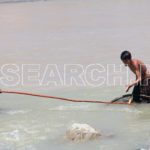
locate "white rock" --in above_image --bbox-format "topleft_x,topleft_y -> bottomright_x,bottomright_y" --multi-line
65,123 -> 101,142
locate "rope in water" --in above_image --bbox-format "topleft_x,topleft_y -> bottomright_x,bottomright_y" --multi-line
1,90 -> 136,106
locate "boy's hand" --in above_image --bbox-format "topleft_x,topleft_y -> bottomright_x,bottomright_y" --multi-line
126,84 -> 132,93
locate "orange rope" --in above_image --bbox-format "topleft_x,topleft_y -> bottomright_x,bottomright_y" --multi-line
1,90 -> 136,106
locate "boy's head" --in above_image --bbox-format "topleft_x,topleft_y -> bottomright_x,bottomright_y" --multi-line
120,50 -> 132,66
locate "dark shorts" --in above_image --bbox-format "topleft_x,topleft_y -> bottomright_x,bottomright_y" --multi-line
132,78 -> 150,103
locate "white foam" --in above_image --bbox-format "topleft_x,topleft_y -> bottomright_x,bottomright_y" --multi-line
1,129 -> 20,142
49,105 -> 90,111
7,110 -> 31,115
106,107 -> 142,114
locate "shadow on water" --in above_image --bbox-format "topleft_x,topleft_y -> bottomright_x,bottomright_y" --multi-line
0,0 -> 49,5
0,108 -> 13,115
0,108 -> 6,114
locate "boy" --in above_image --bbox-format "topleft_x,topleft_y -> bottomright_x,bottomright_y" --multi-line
120,50 -> 150,103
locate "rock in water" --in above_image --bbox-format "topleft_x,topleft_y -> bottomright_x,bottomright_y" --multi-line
65,123 -> 101,142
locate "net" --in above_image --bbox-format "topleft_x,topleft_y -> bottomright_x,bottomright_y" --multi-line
111,94 -> 150,103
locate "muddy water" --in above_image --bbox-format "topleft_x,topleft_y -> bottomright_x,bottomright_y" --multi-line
0,0 -> 150,150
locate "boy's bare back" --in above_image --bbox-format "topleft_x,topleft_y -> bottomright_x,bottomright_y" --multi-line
128,59 -> 150,79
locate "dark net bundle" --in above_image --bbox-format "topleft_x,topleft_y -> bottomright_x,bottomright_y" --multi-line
111,94 -> 132,103
132,78 -> 150,103
111,94 -> 150,103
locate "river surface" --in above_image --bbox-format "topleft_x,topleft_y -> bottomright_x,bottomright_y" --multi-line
0,0 -> 150,150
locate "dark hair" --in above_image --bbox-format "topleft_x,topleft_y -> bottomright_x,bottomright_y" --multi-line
120,50 -> 131,60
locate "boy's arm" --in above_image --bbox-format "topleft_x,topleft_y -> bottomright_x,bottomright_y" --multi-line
126,65 -> 141,93
126,66 -> 141,104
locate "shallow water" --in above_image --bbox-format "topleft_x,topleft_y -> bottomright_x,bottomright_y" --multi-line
0,0 -> 150,150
